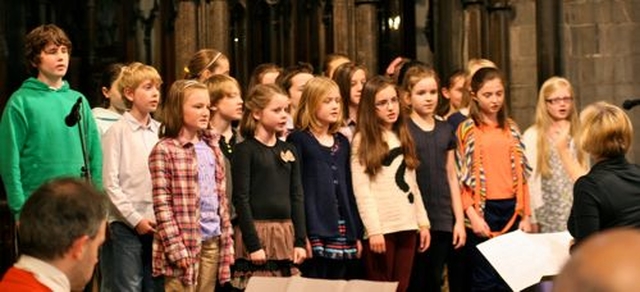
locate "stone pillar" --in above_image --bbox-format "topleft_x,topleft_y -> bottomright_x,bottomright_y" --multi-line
462,1 -> 485,60
209,0 -> 229,54
355,0 -> 379,75
432,0 -> 465,77
536,0 -> 561,86
332,0 -> 355,57
175,0 -> 198,78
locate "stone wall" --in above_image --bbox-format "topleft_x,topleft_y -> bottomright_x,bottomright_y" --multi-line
508,0 -> 640,160
562,0 -> 640,160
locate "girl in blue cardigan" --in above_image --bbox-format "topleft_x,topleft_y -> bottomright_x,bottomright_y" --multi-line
287,77 -> 363,279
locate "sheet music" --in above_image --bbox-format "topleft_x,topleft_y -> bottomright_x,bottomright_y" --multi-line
477,230 -> 573,291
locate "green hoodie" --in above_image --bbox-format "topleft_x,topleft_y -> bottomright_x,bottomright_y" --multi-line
0,77 -> 103,219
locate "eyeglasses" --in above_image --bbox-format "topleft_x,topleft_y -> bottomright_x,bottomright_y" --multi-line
375,97 -> 399,108
545,96 -> 573,105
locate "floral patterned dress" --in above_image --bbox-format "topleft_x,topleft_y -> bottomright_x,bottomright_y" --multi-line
537,146 -> 574,233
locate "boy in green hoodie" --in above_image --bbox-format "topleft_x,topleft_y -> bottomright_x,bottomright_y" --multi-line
0,24 -> 103,219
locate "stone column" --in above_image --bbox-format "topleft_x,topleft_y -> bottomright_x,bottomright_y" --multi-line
209,0 -> 229,54
332,0 -> 355,57
462,1 -> 485,60
175,0 -> 198,78
536,0 -> 561,85
355,0 -> 379,74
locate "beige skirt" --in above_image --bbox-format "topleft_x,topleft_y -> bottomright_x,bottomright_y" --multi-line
231,220 -> 299,289
234,220 -> 295,261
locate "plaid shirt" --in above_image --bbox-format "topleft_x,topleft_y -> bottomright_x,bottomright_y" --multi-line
149,130 -> 234,286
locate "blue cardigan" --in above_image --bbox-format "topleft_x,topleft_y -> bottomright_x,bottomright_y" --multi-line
287,130 -> 363,240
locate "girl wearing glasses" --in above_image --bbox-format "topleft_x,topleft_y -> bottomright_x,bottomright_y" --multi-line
456,67 -> 531,291
351,75 -> 430,292
522,77 -> 588,234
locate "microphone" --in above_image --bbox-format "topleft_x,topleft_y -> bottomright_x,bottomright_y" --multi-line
65,97 -> 83,127
623,99 -> 640,110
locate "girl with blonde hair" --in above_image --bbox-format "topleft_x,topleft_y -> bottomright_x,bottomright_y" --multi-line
288,77 -> 363,279
522,77 -> 588,233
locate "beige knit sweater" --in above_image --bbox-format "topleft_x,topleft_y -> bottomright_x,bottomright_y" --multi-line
351,130 -> 430,239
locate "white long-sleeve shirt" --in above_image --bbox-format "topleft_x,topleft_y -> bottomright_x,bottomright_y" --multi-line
102,112 -> 159,227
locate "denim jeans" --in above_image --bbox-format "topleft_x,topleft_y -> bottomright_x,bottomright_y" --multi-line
100,221 -> 155,292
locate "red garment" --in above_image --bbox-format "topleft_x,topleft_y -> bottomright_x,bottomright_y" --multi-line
0,267 -> 51,292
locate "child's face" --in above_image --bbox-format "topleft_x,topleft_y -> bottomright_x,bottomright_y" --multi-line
443,76 -> 465,109
350,69 -> 366,107
36,42 -> 69,81
288,73 -> 314,110
409,77 -> 439,117
213,85 -> 244,122
182,88 -> 211,132
126,80 -> 161,115
545,86 -> 574,121
374,85 -> 400,130
102,78 -> 126,112
315,88 -> 341,127
472,78 -> 504,118
254,93 -> 290,134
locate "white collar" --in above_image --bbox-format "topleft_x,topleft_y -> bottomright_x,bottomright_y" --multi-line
14,255 -> 71,292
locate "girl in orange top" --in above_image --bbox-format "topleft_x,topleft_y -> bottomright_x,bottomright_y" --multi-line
455,67 -> 531,291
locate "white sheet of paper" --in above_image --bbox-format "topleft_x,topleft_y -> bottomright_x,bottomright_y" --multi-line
476,230 -> 573,291
245,276 -> 398,292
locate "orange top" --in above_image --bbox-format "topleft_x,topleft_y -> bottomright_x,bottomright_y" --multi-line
481,125 -> 517,200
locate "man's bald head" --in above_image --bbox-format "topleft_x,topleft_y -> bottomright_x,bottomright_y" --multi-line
554,229 -> 640,292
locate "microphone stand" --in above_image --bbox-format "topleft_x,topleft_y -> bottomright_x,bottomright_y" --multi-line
68,99 -> 92,183
78,111 -> 92,183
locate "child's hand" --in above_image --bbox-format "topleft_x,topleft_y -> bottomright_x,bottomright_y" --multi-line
356,240 -> 363,258
418,228 -> 431,252
176,257 -> 189,269
250,249 -> 267,265
293,247 -> 306,264
369,234 -> 386,254
305,238 -> 313,259
135,219 -> 156,235
452,221 -> 467,249
467,209 -> 491,238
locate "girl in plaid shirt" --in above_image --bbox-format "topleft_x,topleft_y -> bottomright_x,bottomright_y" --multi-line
149,80 -> 234,291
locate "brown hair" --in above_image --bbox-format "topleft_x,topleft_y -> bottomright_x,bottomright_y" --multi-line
98,63 -> 125,108
24,24 -> 73,76
276,62 -> 314,93
355,75 -> 418,177
460,58 -> 497,108
248,63 -> 283,92
294,77 -> 343,134
240,84 -> 288,138
332,62 -> 367,120
203,74 -> 242,106
468,67 -> 508,129
159,80 -> 208,138
398,63 -> 439,111
437,69 -> 466,116
184,48 -> 228,80
323,53 -> 350,77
